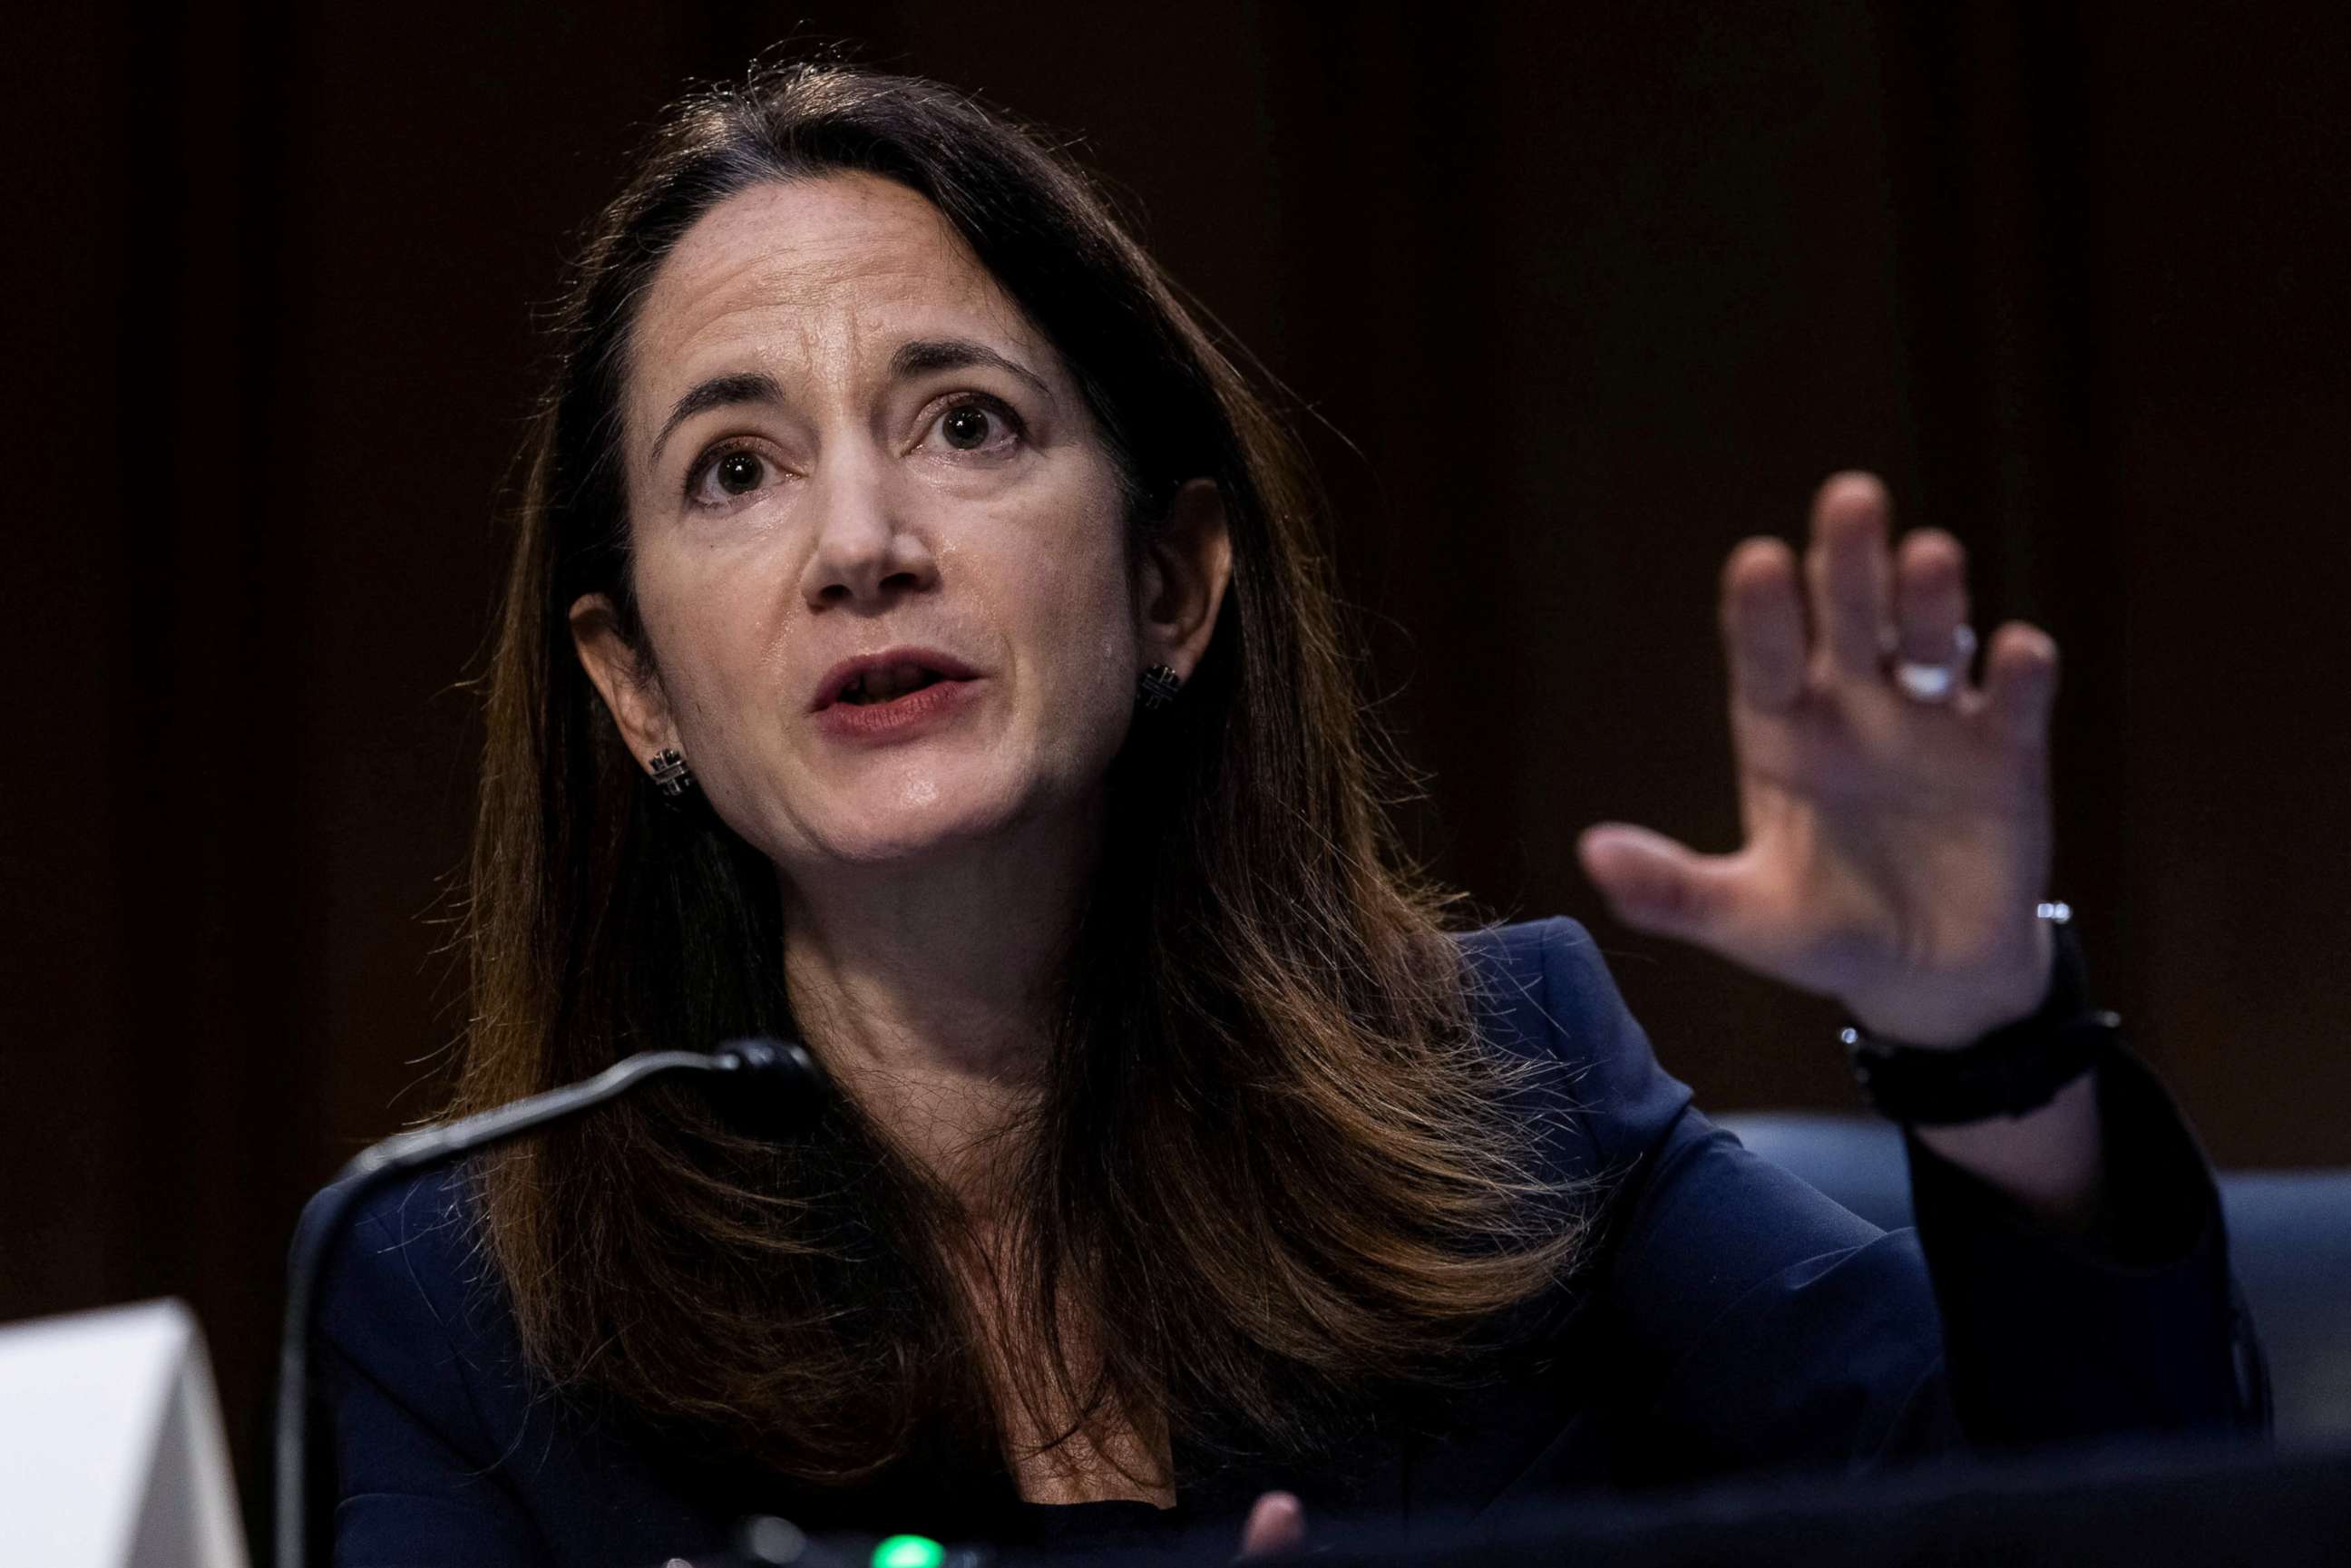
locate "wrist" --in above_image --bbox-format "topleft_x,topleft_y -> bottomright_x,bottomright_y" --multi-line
1842,904 -> 2119,1128
1844,915 -> 2056,1047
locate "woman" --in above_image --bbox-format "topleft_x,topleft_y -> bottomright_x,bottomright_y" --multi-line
307,62 -> 2264,1566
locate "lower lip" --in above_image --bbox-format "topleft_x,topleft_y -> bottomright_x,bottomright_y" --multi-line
813,677 -> 981,743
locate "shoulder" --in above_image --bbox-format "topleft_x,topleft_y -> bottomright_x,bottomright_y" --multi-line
297,1157 -> 497,1341
1451,915 -> 1696,1179
295,1162 -> 737,1563
293,1159 -> 523,1472
297,1157 -> 484,1287
1449,920 -> 1950,1485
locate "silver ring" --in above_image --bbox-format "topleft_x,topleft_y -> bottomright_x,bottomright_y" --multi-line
1891,625 -> 1976,703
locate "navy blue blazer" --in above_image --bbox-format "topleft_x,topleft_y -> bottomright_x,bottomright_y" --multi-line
303,917 -> 2268,1566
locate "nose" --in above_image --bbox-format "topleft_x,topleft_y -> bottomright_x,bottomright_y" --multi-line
798,449 -> 938,610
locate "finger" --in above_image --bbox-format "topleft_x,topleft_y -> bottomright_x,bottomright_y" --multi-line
1237,1492 -> 1307,1560
1804,472 -> 1894,680
1891,527 -> 1972,679
1577,823 -> 1748,947
1979,620 -> 2061,744
1722,536 -> 1806,713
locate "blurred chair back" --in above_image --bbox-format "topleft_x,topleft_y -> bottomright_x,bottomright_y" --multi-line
1715,1111 -> 2351,1444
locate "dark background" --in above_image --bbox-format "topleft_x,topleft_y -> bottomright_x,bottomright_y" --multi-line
5,0 -> 2346,1552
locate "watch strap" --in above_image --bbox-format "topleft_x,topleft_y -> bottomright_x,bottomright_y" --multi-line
1843,911 -> 2122,1127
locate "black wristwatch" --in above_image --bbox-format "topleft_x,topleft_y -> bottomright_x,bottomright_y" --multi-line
1841,904 -> 2122,1127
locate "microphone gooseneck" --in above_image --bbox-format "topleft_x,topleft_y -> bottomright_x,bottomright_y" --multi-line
275,1037 -> 827,1568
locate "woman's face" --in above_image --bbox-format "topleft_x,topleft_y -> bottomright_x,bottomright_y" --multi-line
571,172 -> 1226,883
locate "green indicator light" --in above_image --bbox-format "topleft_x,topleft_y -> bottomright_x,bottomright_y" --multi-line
873,1535 -> 946,1568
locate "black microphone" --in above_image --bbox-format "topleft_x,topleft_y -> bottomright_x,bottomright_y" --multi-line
275,1037 -> 828,1568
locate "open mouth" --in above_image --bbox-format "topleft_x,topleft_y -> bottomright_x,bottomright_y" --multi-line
837,663 -> 951,706
813,648 -> 981,715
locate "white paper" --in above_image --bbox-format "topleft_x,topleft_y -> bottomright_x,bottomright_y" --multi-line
0,1299 -> 249,1568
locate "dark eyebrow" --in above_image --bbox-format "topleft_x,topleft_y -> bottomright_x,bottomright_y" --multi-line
649,342 -> 1052,468
888,337 -> 1055,404
649,371 -> 787,466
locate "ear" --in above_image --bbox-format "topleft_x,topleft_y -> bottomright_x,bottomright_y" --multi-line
1136,477 -> 1233,678
569,592 -> 678,770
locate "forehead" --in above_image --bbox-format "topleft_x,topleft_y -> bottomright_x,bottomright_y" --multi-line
625,172 -> 1042,427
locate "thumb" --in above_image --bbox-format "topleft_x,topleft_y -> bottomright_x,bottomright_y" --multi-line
1236,1491 -> 1307,1560
1576,823 -> 1744,945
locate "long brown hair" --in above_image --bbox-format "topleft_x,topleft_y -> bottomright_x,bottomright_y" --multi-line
456,59 -> 1593,1523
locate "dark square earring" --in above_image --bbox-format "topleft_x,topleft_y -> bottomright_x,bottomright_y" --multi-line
649,747 -> 696,798
1137,665 -> 1183,711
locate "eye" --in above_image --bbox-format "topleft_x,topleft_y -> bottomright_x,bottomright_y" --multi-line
684,444 -> 780,510
921,394 -> 1025,458
713,451 -> 765,492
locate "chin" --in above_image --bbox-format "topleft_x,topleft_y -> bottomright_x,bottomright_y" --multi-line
821,822 -> 1000,867
802,779 -> 1047,869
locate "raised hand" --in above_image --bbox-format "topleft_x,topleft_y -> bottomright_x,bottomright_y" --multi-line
1575,472 -> 2061,1048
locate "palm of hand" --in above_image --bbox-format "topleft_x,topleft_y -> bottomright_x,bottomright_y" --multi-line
1577,472 -> 2060,1047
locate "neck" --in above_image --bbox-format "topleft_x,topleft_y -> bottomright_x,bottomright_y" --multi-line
778,798 -> 1101,1205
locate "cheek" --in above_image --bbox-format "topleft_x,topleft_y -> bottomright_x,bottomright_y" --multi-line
634,548 -> 792,745
1019,528 -> 1138,708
